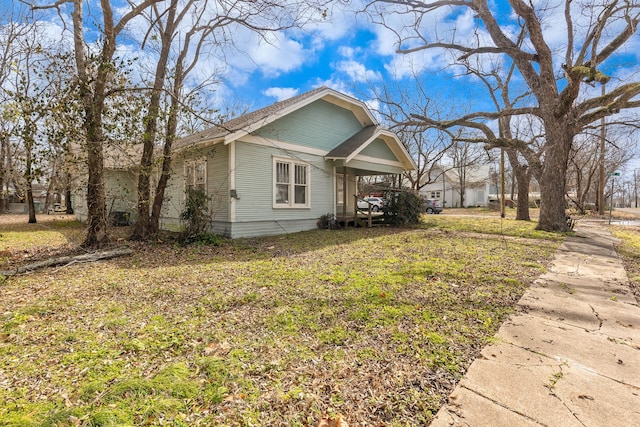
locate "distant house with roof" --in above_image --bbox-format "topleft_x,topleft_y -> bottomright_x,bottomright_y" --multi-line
420,164 -> 493,208
74,87 -> 416,238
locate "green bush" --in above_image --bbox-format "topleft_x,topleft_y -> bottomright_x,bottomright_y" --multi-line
383,190 -> 422,226
179,189 -> 220,245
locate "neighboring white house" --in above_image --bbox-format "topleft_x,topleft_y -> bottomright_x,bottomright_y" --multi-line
74,86 -> 417,238
420,164 -> 494,208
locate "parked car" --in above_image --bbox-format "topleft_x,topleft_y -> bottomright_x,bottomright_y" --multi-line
47,203 -> 67,214
424,199 -> 442,214
357,197 -> 385,212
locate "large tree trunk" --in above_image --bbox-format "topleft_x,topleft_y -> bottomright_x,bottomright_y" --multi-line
130,0 -> 177,241
149,134 -> 173,236
24,135 -> 36,223
26,187 -> 36,223
149,87 -> 180,236
536,122 -> 572,232
514,165 -> 531,221
65,171 -> 74,214
0,135 -> 6,214
83,108 -> 109,248
505,149 -> 531,221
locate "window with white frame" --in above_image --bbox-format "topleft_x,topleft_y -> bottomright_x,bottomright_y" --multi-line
430,191 -> 441,199
185,159 -> 206,193
274,157 -> 309,208
336,174 -> 344,205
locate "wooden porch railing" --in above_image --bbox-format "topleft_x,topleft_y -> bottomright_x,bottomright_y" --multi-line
354,195 -> 373,228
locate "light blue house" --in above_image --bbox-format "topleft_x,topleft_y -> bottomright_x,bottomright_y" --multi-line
78,87 -> 416,238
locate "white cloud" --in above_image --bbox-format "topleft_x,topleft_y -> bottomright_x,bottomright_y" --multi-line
38,19 -> 71,48
312,78 -> 355,97
384,49 -> 442,79
338,46 -> 357,59
301,2 -> 361,50
263,87 -> 299,101
241,31 -> 308,77
336,59 -> 382,82
364,98 -> 381,117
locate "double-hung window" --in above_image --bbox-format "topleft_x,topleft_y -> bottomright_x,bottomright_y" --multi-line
185,159 -> 206,193
274,157 -> 309,208
336,174 -> 344,205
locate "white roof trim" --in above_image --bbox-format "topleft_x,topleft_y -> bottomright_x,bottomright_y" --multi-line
343,128 -> 417,171
238,135 -> 328,157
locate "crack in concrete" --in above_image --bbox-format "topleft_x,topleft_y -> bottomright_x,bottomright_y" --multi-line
589,304 -> 603,330
544,365 -> 588,427
547,387 -> 587,427
497,341 -> 640,395
459,384 -> 549,426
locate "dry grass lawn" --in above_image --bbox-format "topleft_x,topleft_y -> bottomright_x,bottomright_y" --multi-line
0,214 -> 563,426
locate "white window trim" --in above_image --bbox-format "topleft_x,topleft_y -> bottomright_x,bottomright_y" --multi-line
273,156 -> 310,209
184,158 -> 207,195
336,173 -> 344,205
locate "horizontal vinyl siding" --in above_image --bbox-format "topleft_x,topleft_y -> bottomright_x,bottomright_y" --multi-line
234,142 -> 334,224
360,138 -> 399,161
105,170 -> 137,218
254,100 -> 363,151
159,143 -> 230,232
229,219 -> 319,239
207,144 -> 230,222
159,156 -> 185,231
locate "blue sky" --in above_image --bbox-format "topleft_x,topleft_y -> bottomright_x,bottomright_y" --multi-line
2,0 -> 638,172
204,0 -> 639,126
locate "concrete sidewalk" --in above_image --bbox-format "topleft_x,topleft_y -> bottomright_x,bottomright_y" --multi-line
430,223 -> 640,426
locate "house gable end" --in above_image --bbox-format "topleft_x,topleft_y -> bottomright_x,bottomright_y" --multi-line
252,99 -> 365,152
359,138 -> 399,162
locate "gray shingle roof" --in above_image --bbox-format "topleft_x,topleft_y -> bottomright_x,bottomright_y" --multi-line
324,125 -> 379,159
174,86 -> 330,150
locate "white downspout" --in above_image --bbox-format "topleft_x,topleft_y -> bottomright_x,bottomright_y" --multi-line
332,165 -> 337,218
229,141 -> 236,222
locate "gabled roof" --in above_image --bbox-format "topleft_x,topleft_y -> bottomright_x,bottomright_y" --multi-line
422,164 -> 491,187
325,125 -> 379,159
325,125 -> 417,171
174,86 -> 378,150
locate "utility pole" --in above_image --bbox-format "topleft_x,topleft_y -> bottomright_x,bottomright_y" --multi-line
598,84 -> 606,215
441,162 -> 446,209
634,169 -> 638,208
608,171 -> 620,224
500,148 -> 505,218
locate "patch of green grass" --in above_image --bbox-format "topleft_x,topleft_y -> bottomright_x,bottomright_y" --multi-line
612,226 -> 640,299
420,215 -> 565,240
558,282 -> 576,294
0,217 -> 84,252
613,227 -> 640,259
548,371 -> 564,388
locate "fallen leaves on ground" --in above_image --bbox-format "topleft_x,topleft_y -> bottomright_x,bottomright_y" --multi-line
0,215 -> 560,426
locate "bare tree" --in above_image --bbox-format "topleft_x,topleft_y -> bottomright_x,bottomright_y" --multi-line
373,81 -> 453,192
449,140 -> 490,207
0,2 -> 34,214
399,129 -> 450,191
464,54 -> 539,220
1,10 -> 68,223
567,127 -> 633,212
367,0 -> 640,231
